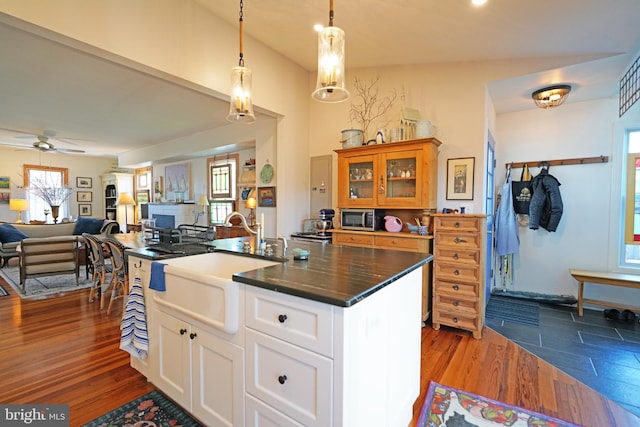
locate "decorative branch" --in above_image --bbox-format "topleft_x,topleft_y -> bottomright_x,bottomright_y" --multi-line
349,75 -> 397,141
28,179 -> 73,206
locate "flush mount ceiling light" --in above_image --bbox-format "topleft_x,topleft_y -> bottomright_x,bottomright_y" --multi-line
312,0 -> 350,103
531,84 -> 572,109
227,0 -> 256,123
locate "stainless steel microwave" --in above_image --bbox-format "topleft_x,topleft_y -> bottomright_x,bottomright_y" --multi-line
340,208 -> 384,231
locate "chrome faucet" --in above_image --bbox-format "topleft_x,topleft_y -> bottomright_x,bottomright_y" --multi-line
278,234 -> 288,256
223,211 -> 262,249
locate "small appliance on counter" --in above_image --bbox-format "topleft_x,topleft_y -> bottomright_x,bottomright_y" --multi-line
340,208 -> 385,231
316,208 -> 335,236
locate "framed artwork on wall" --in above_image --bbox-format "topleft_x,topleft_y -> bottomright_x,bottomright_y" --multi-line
446,157 -> 475,200
78,204 -> 92,216
0,177 -> 9,189
165,163 -> 191,202
0,192 -> 9,204
153,176 -> 163,201
76,177 -> 92,188
77,191 -> 92,202
258,186 -> 276,207
137,190 -> 150,204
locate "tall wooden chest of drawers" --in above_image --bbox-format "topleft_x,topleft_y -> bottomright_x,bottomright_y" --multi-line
431,214 -> 487,339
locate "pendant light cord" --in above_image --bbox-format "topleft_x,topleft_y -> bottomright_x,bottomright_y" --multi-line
238,0 -> 244,67
328,0 -> 334,26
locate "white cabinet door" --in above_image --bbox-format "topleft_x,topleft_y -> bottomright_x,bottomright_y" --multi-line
154,309 -> 192,411
192,326 -> 244,427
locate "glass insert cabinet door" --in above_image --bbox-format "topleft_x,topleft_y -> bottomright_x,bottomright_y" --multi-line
342,154 -> 376,206
378,149 -> 423,207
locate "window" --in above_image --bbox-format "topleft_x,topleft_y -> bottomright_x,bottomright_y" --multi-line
23,164 -> 70,222
207,155 -> 238,223
622,130 -> 640,265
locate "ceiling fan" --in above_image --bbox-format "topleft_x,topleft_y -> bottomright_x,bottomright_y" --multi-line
0,128 -> 86,153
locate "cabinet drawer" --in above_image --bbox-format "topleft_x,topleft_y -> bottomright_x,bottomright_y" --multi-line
246,287 -> 334,357
434,216 -> 482,233
433,309 -> 479,331
433,231 -> 482,249
434,262 -> 481,283
433,247 -> 480,265
434,279 -> 479,299
246,394 -> 304,427
246,329 -> 332,427
374,235 -> 428,252
434,294 -> 479,316
333,232 -> 374,247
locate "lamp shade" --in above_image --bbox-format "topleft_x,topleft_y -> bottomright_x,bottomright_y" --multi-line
198,195 -> 209,206
117,192 -> 135,206
312,25 -> 349,103
9,198 -> 29,211
245,188 -> 257,209
227,66 -> 256,123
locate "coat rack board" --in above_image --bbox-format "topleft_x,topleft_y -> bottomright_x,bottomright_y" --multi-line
506,155 -> 609,169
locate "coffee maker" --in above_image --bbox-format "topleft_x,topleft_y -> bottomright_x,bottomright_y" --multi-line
316,208 -> 335,236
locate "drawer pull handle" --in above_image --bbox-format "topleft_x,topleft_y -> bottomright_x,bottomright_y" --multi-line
190,332 -> 197,340
278,314 -> 288,323
454,237 -> 467,243
453,317 -> 459,323
278,375 -> 288,384
179,328 -> 187,335
453,253 -> 459,260
452,285 -> 460,291
454,269 -> 460,275
454,222 -> 460,228
453,301 -> 460,307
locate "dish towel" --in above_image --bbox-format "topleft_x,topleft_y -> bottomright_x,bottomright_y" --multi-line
149,261 -> 167,292
120,274 -> 149,360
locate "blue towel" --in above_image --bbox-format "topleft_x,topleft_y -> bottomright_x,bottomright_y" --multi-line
149,261 -> 167,292
120,275 -> 149,360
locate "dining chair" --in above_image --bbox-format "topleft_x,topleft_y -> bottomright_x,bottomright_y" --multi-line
82,233 -> 112,309
102,237 -> 129,315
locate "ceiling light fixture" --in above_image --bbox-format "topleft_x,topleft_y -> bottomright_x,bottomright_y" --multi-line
312,0 -> 349,103
227,0 -> 256,123
531,84 -> 572,109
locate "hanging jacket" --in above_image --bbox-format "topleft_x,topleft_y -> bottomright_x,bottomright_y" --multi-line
496,172 -> 519,256
529,168 -> 563,232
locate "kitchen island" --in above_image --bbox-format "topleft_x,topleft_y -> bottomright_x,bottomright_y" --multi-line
126,238 -> 431,426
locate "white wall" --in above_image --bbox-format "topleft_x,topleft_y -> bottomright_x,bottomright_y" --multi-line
0,146 -> 116,222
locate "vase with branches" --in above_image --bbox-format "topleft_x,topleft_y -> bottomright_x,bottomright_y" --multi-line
349,75 -> 397,142
28,179 -> 73,223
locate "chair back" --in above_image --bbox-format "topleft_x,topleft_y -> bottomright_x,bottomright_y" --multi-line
102,237 -> 127,278
82,233 -> 106,268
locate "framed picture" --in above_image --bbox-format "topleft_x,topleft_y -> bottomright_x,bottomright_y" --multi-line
446,157 -> 475,200
76,177 -> 92,188
258,186 -> 276,207
77,191 -> 92,202
137,190 -> 150,204
153,176 -> 164,201
165,163 -> 191,201
0,177 -> 9,189
0,192 -> 9,204
78,204 -> 92,216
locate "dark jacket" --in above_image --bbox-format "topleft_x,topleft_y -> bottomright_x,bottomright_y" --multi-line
529,168 -> 563,232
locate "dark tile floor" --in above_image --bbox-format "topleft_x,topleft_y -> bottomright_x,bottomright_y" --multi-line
486,302 -> 640,417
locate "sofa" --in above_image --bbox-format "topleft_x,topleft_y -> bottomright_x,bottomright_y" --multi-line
0,218 -> 120,267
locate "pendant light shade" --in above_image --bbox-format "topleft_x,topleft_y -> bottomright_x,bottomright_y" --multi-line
227,0 -> 256,123
312,0 -> 349,103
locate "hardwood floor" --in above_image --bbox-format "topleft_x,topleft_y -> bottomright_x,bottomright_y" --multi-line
0,279 -> 638,427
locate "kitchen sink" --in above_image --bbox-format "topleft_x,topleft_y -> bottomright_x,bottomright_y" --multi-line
152,252 -> 278,334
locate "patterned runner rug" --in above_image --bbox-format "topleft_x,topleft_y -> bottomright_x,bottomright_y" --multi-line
0,265 -> 93,299
417,381 -> 580,427
82,390 -> 201,426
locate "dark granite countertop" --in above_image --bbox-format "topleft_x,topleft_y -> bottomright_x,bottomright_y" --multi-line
126,236 -> 432,307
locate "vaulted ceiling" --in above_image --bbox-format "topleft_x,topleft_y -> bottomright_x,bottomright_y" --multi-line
0,1 -> 638,158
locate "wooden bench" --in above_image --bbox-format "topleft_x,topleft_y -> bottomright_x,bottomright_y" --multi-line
569,268 -> 640,316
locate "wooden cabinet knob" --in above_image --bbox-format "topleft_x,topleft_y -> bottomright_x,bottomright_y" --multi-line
452,285 -> 459,291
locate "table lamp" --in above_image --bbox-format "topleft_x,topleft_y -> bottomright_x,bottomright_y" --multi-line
9,198 -> 29,223
245,188 -> 257,226
117,192 -> 135,231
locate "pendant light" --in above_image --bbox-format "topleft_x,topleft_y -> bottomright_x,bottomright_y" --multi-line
312,0 -> 349,103
227,0 -> 256,123
531,85 -> 571,109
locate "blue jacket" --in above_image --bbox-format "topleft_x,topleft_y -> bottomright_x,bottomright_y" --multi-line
529,169 -> 563,232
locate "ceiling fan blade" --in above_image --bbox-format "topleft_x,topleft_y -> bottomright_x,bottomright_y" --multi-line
56,147 -> 86,153
0,127 -> 36,136
0,142 -> 35,150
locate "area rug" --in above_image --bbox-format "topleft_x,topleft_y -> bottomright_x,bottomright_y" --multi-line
417,381 -> 581,427
486,294 -> 540,327
82,390 -> 201,426
0,265 -> 93,299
